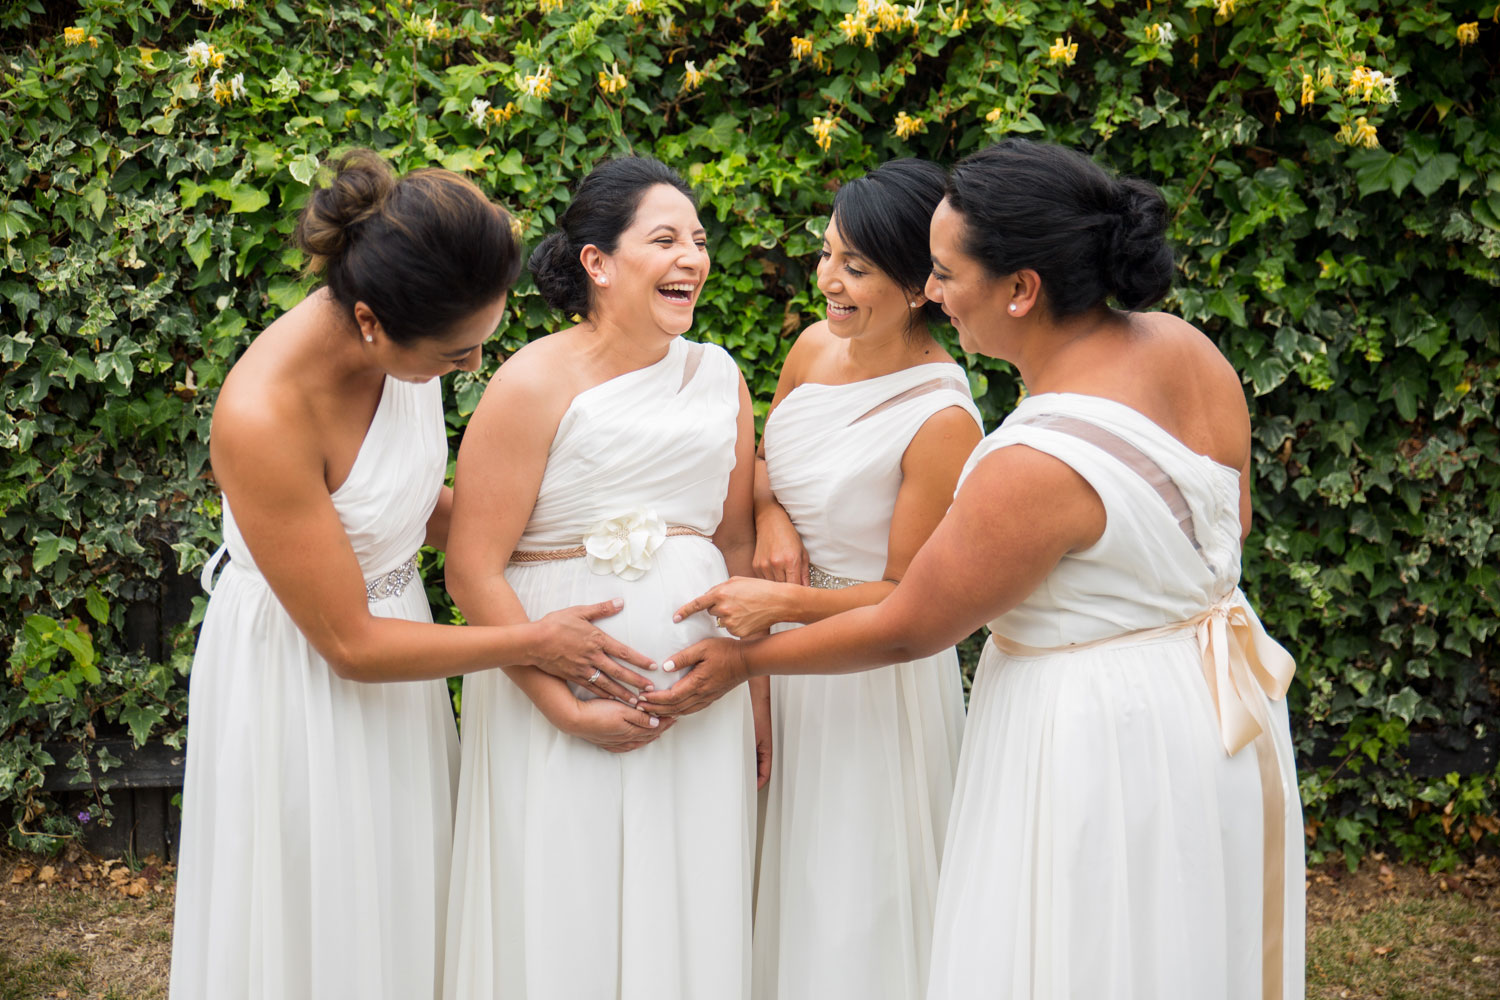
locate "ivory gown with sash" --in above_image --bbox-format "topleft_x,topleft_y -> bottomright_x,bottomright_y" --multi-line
926,392 -> 1304,1000
754,363 -> 980,1000
171,376 -> 461,1000
443,337 -> 755,1000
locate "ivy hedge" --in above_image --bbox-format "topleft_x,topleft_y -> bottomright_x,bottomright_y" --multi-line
2,0 -> 1497,867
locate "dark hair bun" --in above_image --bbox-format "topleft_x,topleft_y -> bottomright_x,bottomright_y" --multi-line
295,149 -> 394,266
527,156 -> 697,321
947,139 -> 1174,317
293,148 -> 522,344
528,230 -> 590,315
1105,178 -> 1172,310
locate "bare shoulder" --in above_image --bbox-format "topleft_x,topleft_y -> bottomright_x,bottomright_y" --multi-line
781,320 -> 836,387
1136,311 -> 1242,397
475,331 -> 577,415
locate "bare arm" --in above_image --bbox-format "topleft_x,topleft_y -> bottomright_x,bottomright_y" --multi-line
425,485 -> 454,550
210,391 -> 560,684
676,405 -> 982,635
446,350 -> 665,748
643,444 -> 1106,713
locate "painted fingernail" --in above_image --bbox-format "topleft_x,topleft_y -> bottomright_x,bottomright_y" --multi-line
612,598 -> 624,609
672,613 -> 682,623
629,697 -> 639,706
649,716 -> 660,728
662,660 -> 675,671
648,662 -> 658,670
643,683 -> 655,692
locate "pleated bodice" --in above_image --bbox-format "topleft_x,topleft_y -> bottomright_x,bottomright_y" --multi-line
763,363 -> 980,581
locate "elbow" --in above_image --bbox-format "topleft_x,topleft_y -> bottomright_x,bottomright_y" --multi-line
319,630 -> 374,683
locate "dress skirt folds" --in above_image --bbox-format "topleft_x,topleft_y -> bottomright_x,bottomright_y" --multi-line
926,393 -> 1305,1000
754,364 -> 982,1000
170,377 -> 461,1000
443,339 -> 756,1000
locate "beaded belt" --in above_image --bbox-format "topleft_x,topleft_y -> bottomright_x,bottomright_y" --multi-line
809,565 -> 866,590
509,526 -> 711,564
365,555 -> 420,602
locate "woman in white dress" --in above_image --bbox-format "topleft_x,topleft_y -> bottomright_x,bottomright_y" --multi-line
441,156 -> 770,1000
171,151 -> 660,1000
647,138 -> 1305,1000
676,159 -> 982,1000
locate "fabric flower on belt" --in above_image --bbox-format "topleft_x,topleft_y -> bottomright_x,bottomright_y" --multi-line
584,508 -> 668,581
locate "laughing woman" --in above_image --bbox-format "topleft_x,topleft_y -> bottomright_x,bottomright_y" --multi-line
441,156 -> 769,1000
676,159 -> 982,1000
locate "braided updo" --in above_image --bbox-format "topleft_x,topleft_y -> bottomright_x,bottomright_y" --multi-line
945,139 -> 1174,316
295,149 -> 522,343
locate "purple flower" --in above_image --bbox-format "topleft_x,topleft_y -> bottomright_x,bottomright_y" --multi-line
76,810 -> 91,825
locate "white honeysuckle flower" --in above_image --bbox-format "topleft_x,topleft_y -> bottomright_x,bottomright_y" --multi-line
229,72 -> 246,100
583,508 -> 668,581
185,40 -> 213,68
467,96 -> 492,126
1157,22 -> 1176,45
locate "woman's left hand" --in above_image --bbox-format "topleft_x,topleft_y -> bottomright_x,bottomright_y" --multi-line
639,637 -> 750,716
673,576 -> 793,638
753,684 -> 772,789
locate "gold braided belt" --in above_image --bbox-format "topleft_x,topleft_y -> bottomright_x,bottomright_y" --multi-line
989,594 -> 1297,1000
509,509 -> 711,580
510,525 -> 711,564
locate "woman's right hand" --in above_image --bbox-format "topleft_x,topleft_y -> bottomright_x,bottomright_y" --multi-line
565,697 -> 675,753
529,600 -> 657,704
752,502 -> 809,585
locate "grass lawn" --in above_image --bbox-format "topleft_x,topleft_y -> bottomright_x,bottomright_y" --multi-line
1,847 -> 1496,998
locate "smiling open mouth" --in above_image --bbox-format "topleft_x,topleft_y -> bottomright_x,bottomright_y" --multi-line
827,301 -> 855,318
658,282 -> 695,304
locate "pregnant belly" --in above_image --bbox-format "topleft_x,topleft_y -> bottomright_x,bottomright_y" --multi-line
505,538 -> 727,693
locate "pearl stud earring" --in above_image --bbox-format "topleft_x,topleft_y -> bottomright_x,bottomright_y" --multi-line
597,276 -> 608,286
1008,303 -> 1018,314
909,300 -> 919,308
364,334 -> 374,343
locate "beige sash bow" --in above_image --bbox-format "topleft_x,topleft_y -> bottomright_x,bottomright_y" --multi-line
990,593 -> 1296,1000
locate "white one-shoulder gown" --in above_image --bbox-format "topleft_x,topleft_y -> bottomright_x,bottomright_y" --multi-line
171,376 -> 460,1000
444,338 -> 755,1000
928,392 -> 1305,1000
754,363 -> 981,1000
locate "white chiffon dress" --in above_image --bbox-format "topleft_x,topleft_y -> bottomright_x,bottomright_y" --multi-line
171,376 -> 460,1000
927,392 -> 1304,1000
754,364 -> 981,1000
443,337 -> 755,1000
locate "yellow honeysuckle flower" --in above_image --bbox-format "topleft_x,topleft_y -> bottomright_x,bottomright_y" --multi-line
838,12 -> 863,42
683,61 -> 704,90
810,115 -> 839,151
521,65 -> 553,99
598,62 -> 628,95
1301,73 -> 1315,106
812,52 -> 830,71
1346,65 -> 1397,106
1048,36 -> 1078,65
894,111 -> 925,138
626,0 -> 644,15
791,35 -> 813,60
63,26 -> 86,45
985,107 -> 1003,122
539,0 -> 563,12
1216,0 -> 1236,17
1336,116 -> 1379,149
951,7 -> 969,30
1144,22 -> 1175,45
88,34 -> 100,47
1456,22 -> 1478,45
209,69 -> 246,105
489,102 -> 517,124
1317,65 -> 1334,88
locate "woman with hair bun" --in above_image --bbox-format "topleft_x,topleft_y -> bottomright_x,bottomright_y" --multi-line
674,158 -> 982,1000
646,139 -> 1305,1000
441,155 -> 767,999
171,150 -> 658,1000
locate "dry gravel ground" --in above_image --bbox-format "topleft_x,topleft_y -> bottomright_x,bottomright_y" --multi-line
0,847 -> 1496,999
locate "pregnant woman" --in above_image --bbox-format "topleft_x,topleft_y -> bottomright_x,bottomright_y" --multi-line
442,156 -> 769,999
677,159 -> 982,1000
